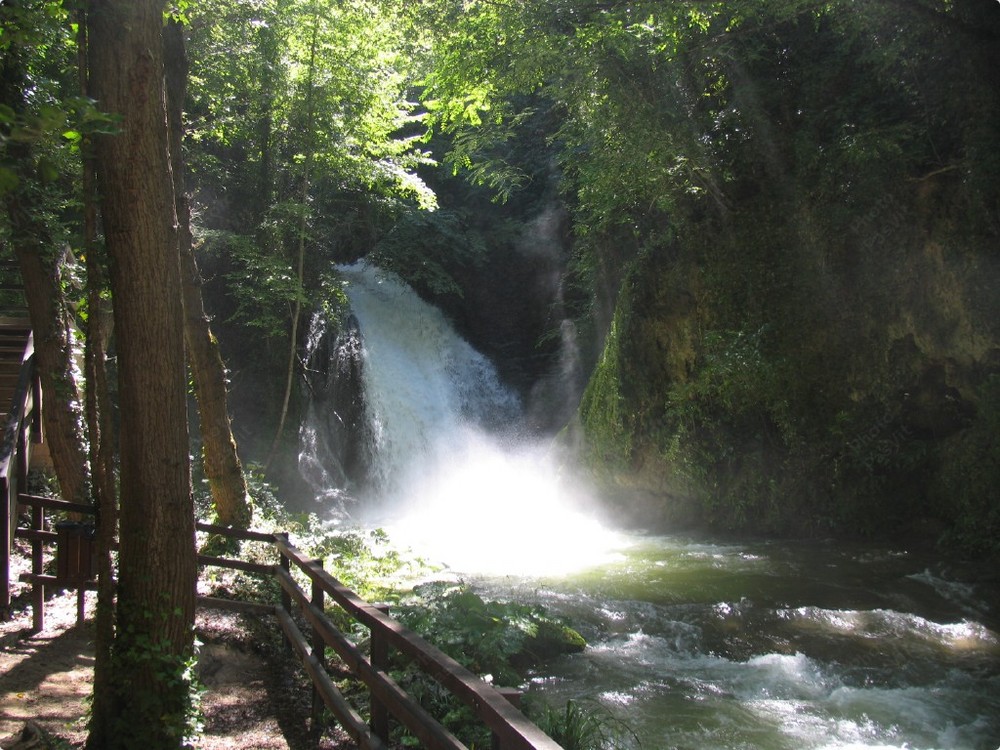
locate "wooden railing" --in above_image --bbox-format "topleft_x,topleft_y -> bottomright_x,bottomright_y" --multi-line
0,320 -> 40,614
10,505 -> 564,750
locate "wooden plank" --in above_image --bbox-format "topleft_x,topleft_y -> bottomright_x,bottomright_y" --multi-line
17,494 -> 96,515
18,573 -> 99,590
197,554 -> 273,576
1,475 -> 10,612
195,521 -> 277,543
14,529 -> 57,543
196,596 -> 276,616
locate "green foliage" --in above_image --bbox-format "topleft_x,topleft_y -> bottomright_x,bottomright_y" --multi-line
398,582 -> 540,685
194,498 -> 594,748
530,699 -> 639,750
578,300 -> 633,473
181,1 -> 447,454
0,1 -> 83,239
197,466 -> 435,607
392,581 -> 586,748
935,376 -> 1000,558
186,0 -> 434,222
308,526 -> 427,604
109,600 -> 202,749
199,228 -> 300,339
541,1 -> 1000,542
668,327 -> 788,431
369,208 -> 487,297
196,465 -> 290,603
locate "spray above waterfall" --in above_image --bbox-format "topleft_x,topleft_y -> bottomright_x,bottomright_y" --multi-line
299,261 -> 623,576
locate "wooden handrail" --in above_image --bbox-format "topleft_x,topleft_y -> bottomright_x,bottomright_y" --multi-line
195,521 -> 277,543
17,493 -> 95,515
9,510 -> 565,749
274,605 -> 388,750
275,565 -> 468,750
276,537 -> 563,750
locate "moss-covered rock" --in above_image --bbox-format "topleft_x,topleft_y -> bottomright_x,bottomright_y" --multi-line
515,620 -> 586,668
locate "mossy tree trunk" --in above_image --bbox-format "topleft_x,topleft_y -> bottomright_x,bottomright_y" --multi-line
76,7 -> 119,742
164,19 -> 251,529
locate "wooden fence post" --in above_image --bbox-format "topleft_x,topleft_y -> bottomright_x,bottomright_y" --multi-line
311,558 -> 325,723
370,603 -> 391,743
30,500 -> 43,633
1,476 -> 9,616
277,532 -> 291,651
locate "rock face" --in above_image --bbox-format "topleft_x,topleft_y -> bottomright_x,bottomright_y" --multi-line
576,172 -> 1000,551
300,313 -> 372,494
413,202 -> 585,435
559,3 -> 1000,554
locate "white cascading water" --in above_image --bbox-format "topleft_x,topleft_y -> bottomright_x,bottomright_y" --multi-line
305,261 -> 622,576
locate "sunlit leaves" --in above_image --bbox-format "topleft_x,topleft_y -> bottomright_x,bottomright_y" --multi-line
187,0 -> 433,216
184,0 -> 438,336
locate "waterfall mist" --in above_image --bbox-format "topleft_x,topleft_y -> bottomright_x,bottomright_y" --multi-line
298,261 -> 622,575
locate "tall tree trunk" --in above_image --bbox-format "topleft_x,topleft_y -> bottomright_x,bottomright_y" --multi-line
253,14 -> 279,230
0,32 -> 90,505
88,1 -> 196,747
164,20 -> 251,529
77,9 -> 119,746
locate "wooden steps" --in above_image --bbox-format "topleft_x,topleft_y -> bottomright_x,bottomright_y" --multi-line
0,319 -> 31,422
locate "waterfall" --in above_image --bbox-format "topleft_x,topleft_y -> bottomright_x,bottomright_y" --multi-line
299,260 -> 621,575
299,260 -> 521,504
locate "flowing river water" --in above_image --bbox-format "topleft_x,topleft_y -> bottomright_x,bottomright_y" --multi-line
475,535 -> 1000,750
300,262 -> 1000,750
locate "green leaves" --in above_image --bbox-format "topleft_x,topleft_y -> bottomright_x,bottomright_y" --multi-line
370,208 -> 486,297
398,581 -> 565,684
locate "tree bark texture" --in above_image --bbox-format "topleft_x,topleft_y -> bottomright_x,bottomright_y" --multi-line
10,239 -> 89,503
0,41 -> 90,505
164,20 -> 251,529
76,10 -> 119,747
87,1 -> 197,747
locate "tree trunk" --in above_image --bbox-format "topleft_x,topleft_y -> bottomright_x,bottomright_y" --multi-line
253,15 -> 279,230
76,9 -> 119,747
0,36 -> 90,506
87,1 -> 196,747
10,242 -> 89,503
164,20 -> 251,529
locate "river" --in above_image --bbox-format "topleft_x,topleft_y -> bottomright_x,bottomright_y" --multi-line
471,534 -> 1000,750
301,262 -> 1000,750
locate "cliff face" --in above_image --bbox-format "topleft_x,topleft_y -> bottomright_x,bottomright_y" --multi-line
578,169 -> 1000,552
581,175 -> 1000,546
564,4 -> 1000,555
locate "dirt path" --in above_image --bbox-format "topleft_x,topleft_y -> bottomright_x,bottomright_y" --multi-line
1,585 -> 353,749
0,599 -> 94,745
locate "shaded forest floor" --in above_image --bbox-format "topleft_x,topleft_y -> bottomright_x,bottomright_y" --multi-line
0,550 -> 356,749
